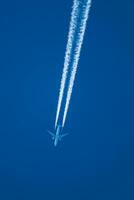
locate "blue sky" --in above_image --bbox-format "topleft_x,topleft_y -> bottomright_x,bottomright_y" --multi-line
0,0 -> 134,199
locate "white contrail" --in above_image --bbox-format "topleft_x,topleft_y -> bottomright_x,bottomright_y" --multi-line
55,0 -> 80,128
62,0 -> 92,127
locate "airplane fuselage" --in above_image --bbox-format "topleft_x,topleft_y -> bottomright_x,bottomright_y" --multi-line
54,125 -> 62,146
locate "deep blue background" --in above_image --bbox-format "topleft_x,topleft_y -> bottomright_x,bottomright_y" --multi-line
0,0 -> 134,199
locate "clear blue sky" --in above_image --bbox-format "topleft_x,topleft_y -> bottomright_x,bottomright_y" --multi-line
0,0 -> 133,199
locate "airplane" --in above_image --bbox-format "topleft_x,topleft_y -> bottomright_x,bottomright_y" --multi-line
47,125 -> 68,146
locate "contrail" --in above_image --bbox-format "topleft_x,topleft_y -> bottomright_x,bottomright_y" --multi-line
55,0 -> 80,128
62,0 -> 92,127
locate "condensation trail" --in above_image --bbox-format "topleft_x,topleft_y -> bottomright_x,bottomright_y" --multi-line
55,0 -> 80,128
62,0 -> 92,127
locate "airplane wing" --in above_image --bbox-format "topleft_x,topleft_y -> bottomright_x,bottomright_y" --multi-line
60,133 -> 69,138
47,130 -> 55,137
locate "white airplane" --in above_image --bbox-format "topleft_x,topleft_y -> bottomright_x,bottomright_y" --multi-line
48,125 -> 68,146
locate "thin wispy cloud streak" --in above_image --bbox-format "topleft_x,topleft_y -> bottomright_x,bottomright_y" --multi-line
62,0 -> 92,127
55,0 -> 80,128
55,0 -> 92,129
